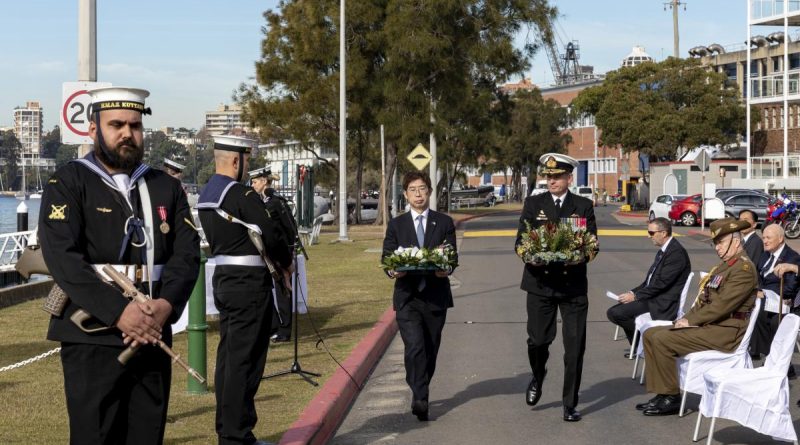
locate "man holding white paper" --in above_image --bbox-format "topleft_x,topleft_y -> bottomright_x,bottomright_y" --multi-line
750,224 -> 799,360
607,218 -> 690,353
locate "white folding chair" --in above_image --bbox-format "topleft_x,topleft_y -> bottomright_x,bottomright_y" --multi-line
693,314 -> 800,444
676,298 -> 762,417
631,272 -> 695,382
614,325 -> 623,341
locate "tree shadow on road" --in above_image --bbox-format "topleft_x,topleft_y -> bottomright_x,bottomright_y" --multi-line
431,374 -> 531,415
328,411 -> 429,445
430,374 -> 647,417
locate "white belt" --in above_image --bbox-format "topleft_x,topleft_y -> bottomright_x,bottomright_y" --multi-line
92,264 -> 164,282
213,255 -> 265,267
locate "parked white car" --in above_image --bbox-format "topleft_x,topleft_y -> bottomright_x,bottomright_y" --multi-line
575,186 -> 594,205
649,194 -> 687,221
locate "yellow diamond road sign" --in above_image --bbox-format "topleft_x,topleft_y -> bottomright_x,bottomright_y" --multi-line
407,143 -> 432,170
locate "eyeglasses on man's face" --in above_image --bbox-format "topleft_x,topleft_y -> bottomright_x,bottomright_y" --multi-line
407,186 -> 428,195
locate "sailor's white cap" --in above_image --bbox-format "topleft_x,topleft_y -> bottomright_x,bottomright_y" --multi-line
249,166 -> 280,181
87,86 -> 151,115
213,135 -> 256,154
164,158 -> 186,172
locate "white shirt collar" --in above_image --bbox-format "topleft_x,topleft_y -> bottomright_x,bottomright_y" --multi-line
743,231 -> 755,242
410,207 -> 430,222
660,236 -> 673,252
551,192 -> 567,203
770,243 -> 786,260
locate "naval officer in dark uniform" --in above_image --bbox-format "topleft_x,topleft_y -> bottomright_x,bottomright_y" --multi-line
250,166 -> 297,343
39,86 -> 200,444
198,136 -> 292,445
515,153 -> 598,422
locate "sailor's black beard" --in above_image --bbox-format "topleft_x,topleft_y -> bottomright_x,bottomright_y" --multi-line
95,138 -> 143,171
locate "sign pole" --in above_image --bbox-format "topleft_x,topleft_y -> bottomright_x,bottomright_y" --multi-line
337,0 -> 348,241
701,155 -> 706,232
381,124 -> 387,231
77,0 -> 97,158
429,99 -> 437,211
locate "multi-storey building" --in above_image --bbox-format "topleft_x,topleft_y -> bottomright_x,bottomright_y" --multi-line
13,101 -> 43,156
205,104 -> 250,136
696,1 -> 800,193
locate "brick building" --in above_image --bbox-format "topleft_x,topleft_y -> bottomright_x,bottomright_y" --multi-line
539,81 -> 644,197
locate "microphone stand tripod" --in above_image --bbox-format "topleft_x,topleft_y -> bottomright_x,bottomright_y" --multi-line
263,234 -> 320,386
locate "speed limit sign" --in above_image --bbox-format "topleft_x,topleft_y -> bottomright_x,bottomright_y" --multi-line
61,81 -> 111,144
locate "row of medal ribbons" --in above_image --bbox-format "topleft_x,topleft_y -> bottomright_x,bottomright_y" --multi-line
561,216 -> 587,231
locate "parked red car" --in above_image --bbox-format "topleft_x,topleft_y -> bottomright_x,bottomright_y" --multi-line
668,194 -> 703,226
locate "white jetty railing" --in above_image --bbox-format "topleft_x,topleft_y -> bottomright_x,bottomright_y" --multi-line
0,230 -> 35,273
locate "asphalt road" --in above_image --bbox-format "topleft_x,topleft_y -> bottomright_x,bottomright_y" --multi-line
330,205 -> 799,444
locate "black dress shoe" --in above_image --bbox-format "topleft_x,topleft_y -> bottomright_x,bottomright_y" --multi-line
635,395 -> 663,411
563,406 -> 582,422
271,333 -> 290,343
411,400 -> 429,421
526,376 -> 543,406
788,365 -> 796,380
642,394 -> 681,416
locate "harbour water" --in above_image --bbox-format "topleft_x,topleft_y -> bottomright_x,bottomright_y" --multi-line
0,197 -> 41,234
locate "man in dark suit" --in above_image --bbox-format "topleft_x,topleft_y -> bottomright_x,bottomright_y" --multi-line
751,223 -> 799,358
608,217 -> 691,352
382,171 -> 458,421
739,210 -> 764,263
515,153 -> 598,422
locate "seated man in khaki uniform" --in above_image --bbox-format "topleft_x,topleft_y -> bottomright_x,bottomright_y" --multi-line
635,218 -> 758,416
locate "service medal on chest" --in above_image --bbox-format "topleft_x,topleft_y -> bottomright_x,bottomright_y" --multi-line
158,205 -> 170,234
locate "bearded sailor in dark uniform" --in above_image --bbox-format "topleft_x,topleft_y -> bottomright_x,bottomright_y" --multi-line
250,166 -> 297,343
197,136 -> 292,445
39,86 -> 200,444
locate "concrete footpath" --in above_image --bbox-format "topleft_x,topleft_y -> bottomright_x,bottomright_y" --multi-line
325,207 -> 800,444
278,211 -> 495,445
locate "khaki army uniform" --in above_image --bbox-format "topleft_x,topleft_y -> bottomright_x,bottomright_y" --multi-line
643,252 -> 758,395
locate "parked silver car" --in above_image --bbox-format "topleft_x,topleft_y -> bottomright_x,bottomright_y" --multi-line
721,193 -> 776,223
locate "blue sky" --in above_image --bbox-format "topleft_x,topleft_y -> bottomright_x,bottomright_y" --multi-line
1,1 -> 753,131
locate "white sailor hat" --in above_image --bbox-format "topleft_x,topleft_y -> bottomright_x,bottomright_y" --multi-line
87,86 -> 151,115
249,166 -> 280,181
164,158 -> 186,172
213,135 -> 256,154
538,153 -> 578,175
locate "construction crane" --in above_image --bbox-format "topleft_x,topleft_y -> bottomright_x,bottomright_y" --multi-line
538,16 -> 599,86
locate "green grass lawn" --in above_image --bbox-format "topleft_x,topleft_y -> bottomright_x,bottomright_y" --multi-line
0,226 -> 393,444
448,201 -> 523,218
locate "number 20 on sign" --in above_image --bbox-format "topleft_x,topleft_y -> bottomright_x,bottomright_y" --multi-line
61,81 -> 112,145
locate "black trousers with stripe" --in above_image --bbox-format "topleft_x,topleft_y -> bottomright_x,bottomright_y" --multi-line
526,292 -> 588,408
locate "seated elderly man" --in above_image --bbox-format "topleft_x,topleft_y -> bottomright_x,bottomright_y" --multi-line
750,224 -> 799,360
607,217 -> 691,354
635,218 -> 757,416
